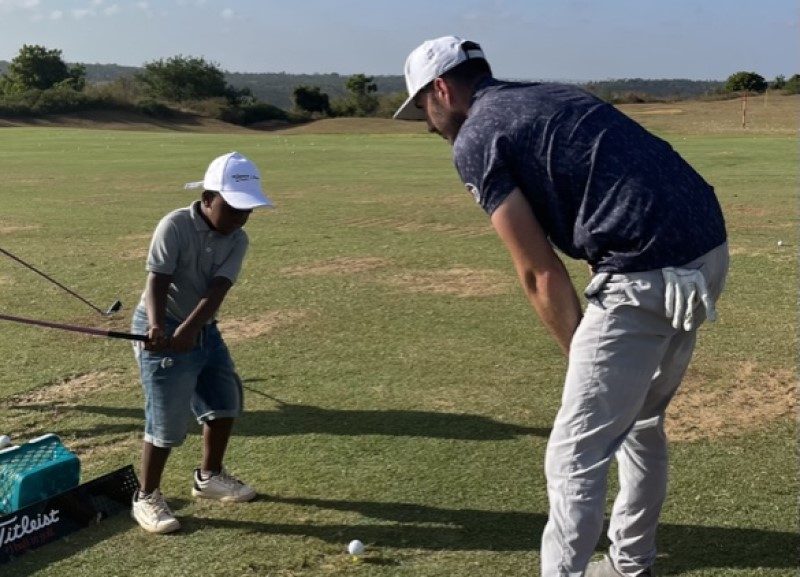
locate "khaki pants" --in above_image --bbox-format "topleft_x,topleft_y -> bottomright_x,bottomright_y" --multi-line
540,243 -> 729,577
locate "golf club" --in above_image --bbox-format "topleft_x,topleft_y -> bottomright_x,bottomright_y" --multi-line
0,312 -> 147,342
0,246 -> 122,316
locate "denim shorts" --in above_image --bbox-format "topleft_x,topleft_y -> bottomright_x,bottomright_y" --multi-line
132,306 -> 243,448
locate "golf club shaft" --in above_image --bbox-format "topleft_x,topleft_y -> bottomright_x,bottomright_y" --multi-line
0,246 -> 106,315
0,313 -> 147,341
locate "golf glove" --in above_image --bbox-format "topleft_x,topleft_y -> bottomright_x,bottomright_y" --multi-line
662,267 -> 716,331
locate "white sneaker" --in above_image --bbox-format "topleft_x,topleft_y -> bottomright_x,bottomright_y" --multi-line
191,468 -> 257,502
131,489 -> 180,534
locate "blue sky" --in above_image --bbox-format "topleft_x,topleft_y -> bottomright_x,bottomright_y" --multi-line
0,0 -> 796,80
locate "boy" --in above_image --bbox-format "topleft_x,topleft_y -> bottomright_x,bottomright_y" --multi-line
131,151 -> 272,533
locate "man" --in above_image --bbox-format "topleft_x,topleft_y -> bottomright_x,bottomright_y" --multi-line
394,36 -> 728,577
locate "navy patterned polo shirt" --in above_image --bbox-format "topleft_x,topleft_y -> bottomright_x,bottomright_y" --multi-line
453,79 -> 727,273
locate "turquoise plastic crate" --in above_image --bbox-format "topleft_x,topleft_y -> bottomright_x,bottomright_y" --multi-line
0,434 -> 80,514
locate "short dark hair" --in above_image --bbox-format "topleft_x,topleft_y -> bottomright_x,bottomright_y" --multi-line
441,41 -> 492,88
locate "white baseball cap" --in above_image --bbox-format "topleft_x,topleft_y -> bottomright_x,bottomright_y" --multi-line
393,36 -> 487,121
184,151 -> 273,209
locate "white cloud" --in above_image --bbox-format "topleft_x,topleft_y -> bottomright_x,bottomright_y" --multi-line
49,9 -> 62,20
135,0 -> 154,18
0,0 -> 39,9
103,4 -> 119,16
221,7 -> 234,20
72,8 -> 95,19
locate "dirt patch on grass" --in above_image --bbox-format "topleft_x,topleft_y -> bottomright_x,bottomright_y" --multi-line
280,257 -> 391,277
344,217 -> 492,238
117,233 -> 151,261
634,108 -> 684,115
727,243 -> 792,261
619,93 -> 799,135
385,267 -> 513,298
270,117 -> 428,135
71,434 -> 140,460
218,309 -> 310,342
118,233 -> 152,243
666,361 -> 796,442
0,110 -> 255,133
726,204 -> 768,217
0,224 -> 40,235
6,370 -> 124,406
120,246 -> 149,261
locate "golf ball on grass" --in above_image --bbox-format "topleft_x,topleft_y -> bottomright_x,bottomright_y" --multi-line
347,539 -> 365,556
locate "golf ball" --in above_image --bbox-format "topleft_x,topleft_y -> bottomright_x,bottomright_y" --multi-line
777,240 -> 784,247
0,435 -> 11,449
347,539 -> 365,556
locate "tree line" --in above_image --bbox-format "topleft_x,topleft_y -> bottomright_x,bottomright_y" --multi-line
0,45 -> 404,123
0,45 -> 797,123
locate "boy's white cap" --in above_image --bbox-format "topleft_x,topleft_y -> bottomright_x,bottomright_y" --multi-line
184,151 -> 273,209
393,35 -> 486,121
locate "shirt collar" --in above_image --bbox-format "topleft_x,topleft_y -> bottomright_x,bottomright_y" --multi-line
470,76 -> 500,106
189,200 -> 211,233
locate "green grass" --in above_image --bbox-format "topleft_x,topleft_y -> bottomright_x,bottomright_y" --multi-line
0,119 -> 796,577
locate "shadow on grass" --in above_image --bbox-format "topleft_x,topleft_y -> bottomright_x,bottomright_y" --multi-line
175,495 -> 797,573
5,496 -> 795,575
22,399 -> 548,441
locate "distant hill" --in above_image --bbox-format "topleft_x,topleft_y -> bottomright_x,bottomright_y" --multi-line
0,61 -> 405,110
225,72 -> 406,110
0,60 -> 725,109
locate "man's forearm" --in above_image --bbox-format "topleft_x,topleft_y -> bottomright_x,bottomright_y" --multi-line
521,267 -> 582,355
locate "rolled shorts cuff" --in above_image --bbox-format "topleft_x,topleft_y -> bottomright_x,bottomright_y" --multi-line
195,409 -> 242,424
143,432 -> 186,449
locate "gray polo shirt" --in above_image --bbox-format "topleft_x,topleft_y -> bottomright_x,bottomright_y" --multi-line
138,201 -> 249,322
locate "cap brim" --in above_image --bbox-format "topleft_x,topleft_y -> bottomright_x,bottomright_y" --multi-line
393,94 -> 427,121
219,190 -> 274,210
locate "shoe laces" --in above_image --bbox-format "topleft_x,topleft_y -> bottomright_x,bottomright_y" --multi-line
215,468 -> 245,487
144,490 -> 173,518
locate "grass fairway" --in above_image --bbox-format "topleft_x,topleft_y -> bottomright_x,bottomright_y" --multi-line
0,98 -> 796,576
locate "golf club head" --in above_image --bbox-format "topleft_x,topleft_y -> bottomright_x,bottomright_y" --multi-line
104,300 -> 123,316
